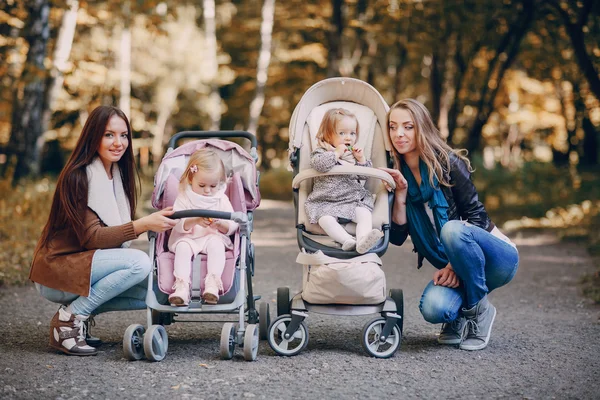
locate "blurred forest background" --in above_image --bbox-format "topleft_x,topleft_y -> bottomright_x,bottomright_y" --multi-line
0,0 -> 599,296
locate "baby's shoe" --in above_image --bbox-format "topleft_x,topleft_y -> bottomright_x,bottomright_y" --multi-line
356,229 -> 384,254
49,306 -> 97,356
169,278 -> 190,306
203,274 -> 224,305
342,238 -> 357,251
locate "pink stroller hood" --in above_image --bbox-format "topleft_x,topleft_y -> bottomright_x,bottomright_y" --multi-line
152,139 -> 261,211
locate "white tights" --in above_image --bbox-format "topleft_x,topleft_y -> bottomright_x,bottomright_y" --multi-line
318,207 -> 373,246
173,239 -> 226,282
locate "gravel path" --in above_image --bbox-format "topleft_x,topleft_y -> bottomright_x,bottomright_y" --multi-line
1,200 -> 598,399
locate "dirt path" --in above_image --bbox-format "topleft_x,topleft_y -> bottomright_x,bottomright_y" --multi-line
1,201 -> 598,399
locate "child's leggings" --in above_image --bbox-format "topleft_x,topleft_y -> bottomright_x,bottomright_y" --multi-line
174,239 -> 226,281
318,206 -> 372,244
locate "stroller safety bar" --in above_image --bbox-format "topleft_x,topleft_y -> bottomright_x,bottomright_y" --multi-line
292,166 -> 397,190
170,210 -> 248,225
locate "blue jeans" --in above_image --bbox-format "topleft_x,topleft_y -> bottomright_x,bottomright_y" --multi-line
36,248 -> 163,316
419,220 -> 519,324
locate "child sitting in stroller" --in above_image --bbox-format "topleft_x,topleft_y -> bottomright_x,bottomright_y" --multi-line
305,108 -> 383,254
168,148 -> 238,306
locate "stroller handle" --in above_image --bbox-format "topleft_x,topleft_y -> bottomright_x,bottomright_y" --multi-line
168,131 -> 257,149
169,209 -> 248,224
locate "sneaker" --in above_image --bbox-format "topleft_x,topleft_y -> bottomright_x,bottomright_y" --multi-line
459,294 -> 497,351
203,274 -> 223,305
342,238 -> 356,251
49,306 -> 97,356
437,316 -> 466,345
84,315 -> 102,347
169,278 -> 190,306
356,229 -> 383,254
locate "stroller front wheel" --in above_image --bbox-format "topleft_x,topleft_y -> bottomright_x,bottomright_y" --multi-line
361,317 -> 401,358
267,315 -> 309,356
243,324 -> 259,361
123,324 -> 145,361
220,322 -> 236,360
144,325 -> 169,362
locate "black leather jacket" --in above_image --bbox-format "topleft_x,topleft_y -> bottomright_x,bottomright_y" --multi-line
389,152 -> 494,268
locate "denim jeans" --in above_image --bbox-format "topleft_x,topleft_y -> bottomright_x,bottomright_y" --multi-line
36,248 -> 165,316
419,220 -> 519,324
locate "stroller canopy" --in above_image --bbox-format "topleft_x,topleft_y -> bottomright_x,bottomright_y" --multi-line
288,78 -> 391,154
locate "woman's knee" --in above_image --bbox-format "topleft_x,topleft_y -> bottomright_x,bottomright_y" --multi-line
126,249 -> 152,276
440,220 -> 470,250
419,282 -> 462,324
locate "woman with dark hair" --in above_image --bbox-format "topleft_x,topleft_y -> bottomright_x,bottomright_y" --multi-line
30,105 -> 177,356
380,99 -> 519,351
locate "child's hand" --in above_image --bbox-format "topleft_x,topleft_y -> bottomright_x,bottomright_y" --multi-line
352,146 -> 365,163
334,144 -> 348,158
196,217 -> 213,228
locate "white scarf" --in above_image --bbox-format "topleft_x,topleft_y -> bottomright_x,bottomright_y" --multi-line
184,184 -> 227,209
86,157 -> 132,248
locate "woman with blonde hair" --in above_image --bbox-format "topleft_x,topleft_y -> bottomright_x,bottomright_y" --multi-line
380,99 -> 519,351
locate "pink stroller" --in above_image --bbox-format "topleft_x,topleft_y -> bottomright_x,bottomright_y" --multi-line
122,131 -> 269,362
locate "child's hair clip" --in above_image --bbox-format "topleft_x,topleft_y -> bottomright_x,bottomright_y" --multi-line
190,164 -> 198,173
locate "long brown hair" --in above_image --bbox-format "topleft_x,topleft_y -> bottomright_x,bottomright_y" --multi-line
387,99 -> 471,187
37,106 -> 139,248
316,108 -> 360,149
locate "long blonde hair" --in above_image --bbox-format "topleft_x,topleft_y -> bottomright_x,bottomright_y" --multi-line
316,108 -> 360,149
387,99 -> 471,187
179,148 -> 226,192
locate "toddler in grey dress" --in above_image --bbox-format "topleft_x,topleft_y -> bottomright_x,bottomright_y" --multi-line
305,108 -> 383,254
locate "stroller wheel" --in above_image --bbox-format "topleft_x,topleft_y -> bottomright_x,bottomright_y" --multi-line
220,323 -> 236,360
267,315 -> 309,357
243,324 -> 259,361
258,302 -> 271,340
143,325 -> 169,362
276,287 -> 290,316
361,317 -> 401,359
123,324 -> 145,361
389,289 -> 404,334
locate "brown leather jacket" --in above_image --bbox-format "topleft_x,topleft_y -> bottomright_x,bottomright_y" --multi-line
29,208 -> 137,297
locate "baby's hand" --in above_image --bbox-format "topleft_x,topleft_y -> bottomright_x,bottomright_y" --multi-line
196,217 -> 213,228
334,144 -> 348,158
352,146 -> 365,163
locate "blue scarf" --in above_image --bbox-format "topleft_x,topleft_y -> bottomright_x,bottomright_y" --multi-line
401,159 -> 449,269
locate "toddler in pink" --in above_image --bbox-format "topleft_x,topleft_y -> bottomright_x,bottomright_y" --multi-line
168,149 -> 238,306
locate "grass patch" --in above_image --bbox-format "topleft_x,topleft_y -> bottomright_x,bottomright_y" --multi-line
0,177 -> 55,287
258,167 -> 293,201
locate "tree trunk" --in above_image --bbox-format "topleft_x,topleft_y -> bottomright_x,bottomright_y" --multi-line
118,0 -> 131,118
553,0 -> 600,102
8,0 -> 50,184
203,0 -> 222,130
447,10 -> 501,143
465,0 -> 534,154
247,0 -> 275,136
580,117 -> 598,166
43,0 -> 78,130
37,0 -> 79,175
326,0 -> 343,77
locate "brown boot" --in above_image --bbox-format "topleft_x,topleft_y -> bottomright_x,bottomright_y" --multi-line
49,306 -> 98,356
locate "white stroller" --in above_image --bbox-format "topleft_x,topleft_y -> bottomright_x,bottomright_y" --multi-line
123,131 -> 269,362
267,78 -> 404,358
